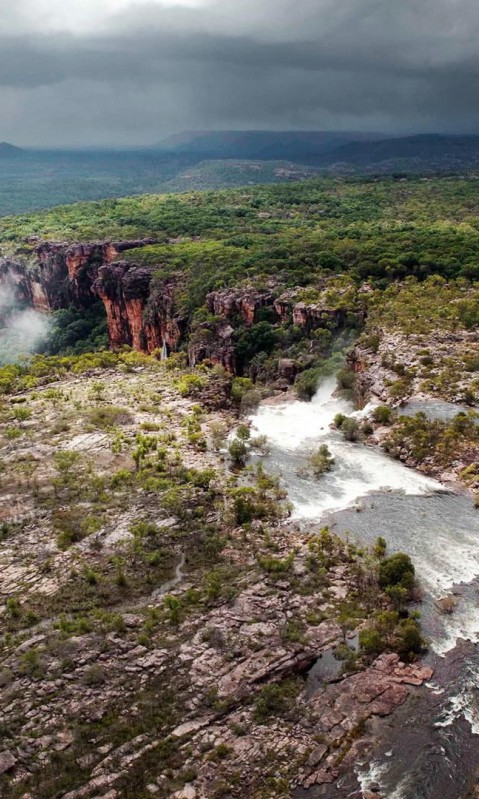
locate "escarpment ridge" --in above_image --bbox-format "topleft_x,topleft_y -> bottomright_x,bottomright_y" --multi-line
0,238 -> 360,373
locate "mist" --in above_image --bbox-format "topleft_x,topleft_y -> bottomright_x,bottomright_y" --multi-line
0,285 -> 51,365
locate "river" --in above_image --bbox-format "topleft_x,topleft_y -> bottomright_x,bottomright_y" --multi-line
249,377 -> 479,798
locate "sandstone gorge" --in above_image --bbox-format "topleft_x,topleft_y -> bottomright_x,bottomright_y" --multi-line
0,240 -> 360,374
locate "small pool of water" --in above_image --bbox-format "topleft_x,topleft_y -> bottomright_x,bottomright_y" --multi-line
306,633 -> 359,699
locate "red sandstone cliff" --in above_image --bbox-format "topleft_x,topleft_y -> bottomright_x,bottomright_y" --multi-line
206,288 -> 276,325
0,238 -> 186,356
0,239 -> 156,313
0,241 -> 364,375
93,262 -> 185,354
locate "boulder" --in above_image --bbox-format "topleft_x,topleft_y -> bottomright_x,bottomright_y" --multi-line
0,750 -> 17,774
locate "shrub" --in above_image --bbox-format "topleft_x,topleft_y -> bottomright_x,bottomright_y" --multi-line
5,597 -> 21,618
249,434 -> 269,454
233,491 -> 265,524
176,373 -> 207,397
337,368 -> 356,391
86,405 -> 132,429
231,377 -> 254,404
257,551 -> 295,574
228,437 -> 248,467
396,618 -> 423,655
372,405 -> 393,425
236,424 -> 251,441
13,406 -> 31,423
341,417 -> 360,441
307,444 -> 335,477
82,664 -> 106,686
361,332 -> 381,352
164,595 -> 182,625
464,354 -> 479,372
253,679 -> 301,722
372,536 -> 387,559
5,426 -> 22,439
83,566 -> 101,586
358,627 -> 384,656
163,351 -> 188,370
19,648 -> 45,678
210,422 -> 228,451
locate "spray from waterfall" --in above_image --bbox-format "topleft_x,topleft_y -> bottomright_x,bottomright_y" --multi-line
0,284 -> 51,364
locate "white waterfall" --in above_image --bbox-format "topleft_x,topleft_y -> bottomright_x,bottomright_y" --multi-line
249,376 -> 440,519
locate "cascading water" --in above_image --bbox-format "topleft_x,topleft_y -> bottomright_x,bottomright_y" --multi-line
249,377 -> 479,798
251,376 -> 441,519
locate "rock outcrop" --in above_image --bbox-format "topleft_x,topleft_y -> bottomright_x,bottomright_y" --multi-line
349,329 -> 479,405
274,289 -> 365,331
93,262 -> 185,353
0,360 -> 437,799
0,243 -> 364,374
206,288 -> 276,325
0,239 -> 156,314
188,322 -> 237,372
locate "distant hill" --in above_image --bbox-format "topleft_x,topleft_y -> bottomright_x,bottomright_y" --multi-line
155,130 -> 479,172
321,134 -> 479,171
2,132 -> 479,217
155,130 -> 386,161
162,159 -> 319,191
0,142 -> 24,158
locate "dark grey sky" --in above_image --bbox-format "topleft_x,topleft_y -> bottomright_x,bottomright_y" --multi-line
2,0 -> 479,146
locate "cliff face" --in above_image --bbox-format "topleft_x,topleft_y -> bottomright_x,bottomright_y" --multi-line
94,262 -> 185,353
0,241 -> 362,374
0,239 -> 157,311
206,288 -> 276,325
188,322 -> 237,372
0,239 -> 171,351
274,291 -> 364,331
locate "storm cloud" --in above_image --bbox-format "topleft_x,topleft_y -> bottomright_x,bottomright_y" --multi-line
1,0 -> 479,145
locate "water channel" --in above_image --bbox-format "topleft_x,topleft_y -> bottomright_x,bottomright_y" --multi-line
249,377 -> 479,798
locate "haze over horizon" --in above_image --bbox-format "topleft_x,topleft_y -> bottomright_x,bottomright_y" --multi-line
2,0 -> 479,147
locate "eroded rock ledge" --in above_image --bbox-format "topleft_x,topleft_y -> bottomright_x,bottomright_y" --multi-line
0,241 -> 363,374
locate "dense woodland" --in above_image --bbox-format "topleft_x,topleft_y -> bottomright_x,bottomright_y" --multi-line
4,175 -> 479,284
1,174 -> 478,363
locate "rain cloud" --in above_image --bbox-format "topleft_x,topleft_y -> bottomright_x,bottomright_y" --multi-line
1,0 -> 479,145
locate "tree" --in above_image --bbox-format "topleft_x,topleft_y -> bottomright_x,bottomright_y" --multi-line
397,619 -> 422,655
379,552 -> 415,591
